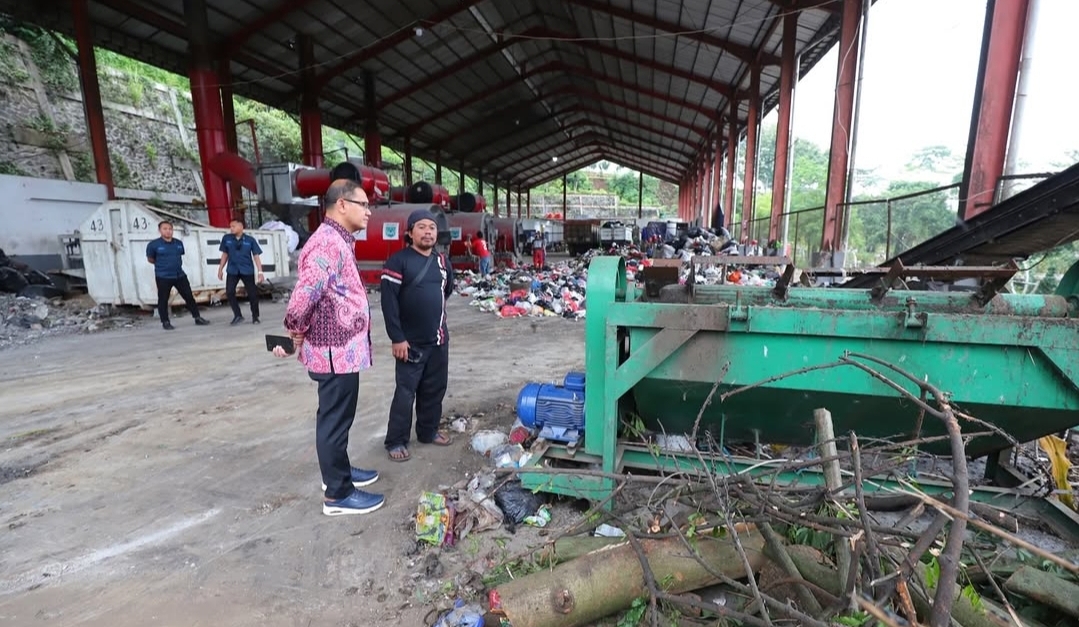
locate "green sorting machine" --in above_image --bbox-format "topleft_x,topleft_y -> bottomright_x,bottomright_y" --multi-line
519,256 -> 1079,538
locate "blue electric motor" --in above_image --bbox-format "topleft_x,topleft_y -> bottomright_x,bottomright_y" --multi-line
516,372 -> 586,445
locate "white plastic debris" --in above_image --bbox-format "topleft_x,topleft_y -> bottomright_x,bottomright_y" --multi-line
470,430 -> 508,456
594,523 -> 626,538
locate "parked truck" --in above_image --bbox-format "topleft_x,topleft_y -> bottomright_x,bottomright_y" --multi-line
564,219 -> 601,255
599,220 -> 636,247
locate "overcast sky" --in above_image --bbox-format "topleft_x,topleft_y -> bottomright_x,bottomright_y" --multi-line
786,0 -> 1079,180
600,0 -> 1078,184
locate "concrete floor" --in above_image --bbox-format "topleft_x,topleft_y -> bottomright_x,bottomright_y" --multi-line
0,294 -> 585,626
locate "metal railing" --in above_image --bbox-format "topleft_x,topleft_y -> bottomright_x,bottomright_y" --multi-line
719,171 -> 1058,268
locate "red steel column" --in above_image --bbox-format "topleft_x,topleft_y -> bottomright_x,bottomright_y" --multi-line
740,66 -> 760,243
218,59 -> 242,218
770,11 -> 798,244
961,0 -> 1030,220
298,34 -> 323,232
71,0 -> 114,198
678,181 -> 683,219
184,0 -> 230,227
698,160 -> 707,223
363,70 -> 381,168
724,106 -> 737,231
821,0 -> 863,251
711,132 -> 722,225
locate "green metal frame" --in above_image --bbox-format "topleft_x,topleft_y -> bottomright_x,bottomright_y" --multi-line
519,256 -> 1079,539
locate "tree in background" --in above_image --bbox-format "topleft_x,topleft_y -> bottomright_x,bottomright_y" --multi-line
752,123 -> 830,251
607,171 -> 660,207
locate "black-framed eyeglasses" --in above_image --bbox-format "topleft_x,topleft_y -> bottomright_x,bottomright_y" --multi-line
342,198 -> 370,209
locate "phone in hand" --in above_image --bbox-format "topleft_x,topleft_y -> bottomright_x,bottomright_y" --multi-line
406,347 -> 422,363
265,334 -> 295,355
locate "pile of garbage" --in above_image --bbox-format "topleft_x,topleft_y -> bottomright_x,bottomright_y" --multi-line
0,248 -> 64,299
1,293 -> 142,350
455,266 -> 588,320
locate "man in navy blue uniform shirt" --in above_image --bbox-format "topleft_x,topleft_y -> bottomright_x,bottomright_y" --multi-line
380,210 -> 455,462
146,220 -> 209,330
216,218 -> 265,325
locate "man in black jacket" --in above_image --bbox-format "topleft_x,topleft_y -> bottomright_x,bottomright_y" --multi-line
381,210 -> 455,462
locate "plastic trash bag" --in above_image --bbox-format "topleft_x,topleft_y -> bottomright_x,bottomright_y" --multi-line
470,430 -> 508,456
494,481 -> 543,527
433,599 -> 485,627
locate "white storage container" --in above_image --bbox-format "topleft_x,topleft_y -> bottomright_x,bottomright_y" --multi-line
79,200 -> 291,308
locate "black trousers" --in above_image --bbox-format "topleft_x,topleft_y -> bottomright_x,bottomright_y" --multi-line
385,343 -> 449,450
225,273 -> 260,319
309,370 -> 359,500
155,275 -> 200,324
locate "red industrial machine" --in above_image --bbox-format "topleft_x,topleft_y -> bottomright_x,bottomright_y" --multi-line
207,154 -> 451,285
389,182 -> 452,209
450,192 -> 487,213
446,212 -> 495,272
491,216 -> 521,269
354,204 -> 452,285
208,153 -> 391,229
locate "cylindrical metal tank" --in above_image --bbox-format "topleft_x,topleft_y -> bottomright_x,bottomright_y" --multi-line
492,216 -> 520,255
330,159 -> 390,201
450,192 -> 487,213
450,192 -> 477,213
353,204 -> 451,285
445,212 -> 495,272
405,182 -> 451,209
293,168 -> 332,198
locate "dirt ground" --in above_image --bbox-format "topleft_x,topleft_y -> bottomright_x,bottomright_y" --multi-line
0,293 -> 586,626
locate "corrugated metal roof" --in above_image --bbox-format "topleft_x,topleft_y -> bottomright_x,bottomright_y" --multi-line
2,0 -> 846,187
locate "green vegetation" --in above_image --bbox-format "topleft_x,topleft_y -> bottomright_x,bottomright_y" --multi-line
0,20 -> 76,93
72,153 -> 94,182
0,160 -> 24,176
110,153 -> 133,188
25,114 -> 71,151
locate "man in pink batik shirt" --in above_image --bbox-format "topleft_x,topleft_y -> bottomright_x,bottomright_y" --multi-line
275,179 -> 384,516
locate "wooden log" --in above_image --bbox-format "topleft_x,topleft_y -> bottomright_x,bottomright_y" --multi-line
494,531 -> 765,627
1004,566 -> 1079,620
529,536 -> 626,564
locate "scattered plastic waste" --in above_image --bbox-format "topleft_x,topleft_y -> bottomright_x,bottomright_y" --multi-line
523,505 -> 551,528
655,434 -> 695,452
433,599 -> 485,627
490,443 -> 528,468
470,430 -> 508,456
416,491 -> 450,546
494,482 -> 543,527
594,523 -> 626,538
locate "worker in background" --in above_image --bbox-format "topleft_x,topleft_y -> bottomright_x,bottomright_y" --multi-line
217,218 -> 265,325
532,229 -> 546,269
473,231 -> 492,276
380,210 -> 456,463
274,179 -> 383,517
146,220 -> 210,331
